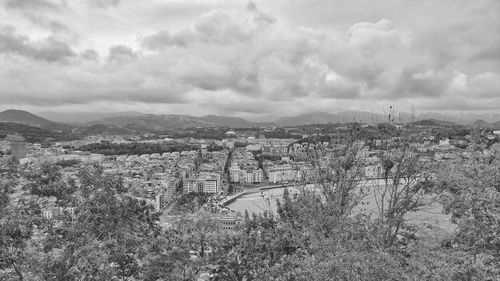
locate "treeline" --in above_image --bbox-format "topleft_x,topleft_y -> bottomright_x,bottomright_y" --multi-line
295,122 -> 475,144
79,141 -> 199,155
174,193 -> 211,214
262,128 -> 302,139
0,122 -> 78,143
169,127 -> 230,140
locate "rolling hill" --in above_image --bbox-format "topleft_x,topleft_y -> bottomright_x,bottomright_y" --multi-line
200,115 -> 272,127
89,114 -> 273,131
0,122 -> 75,142
410,119 -> 458,127
0,109 -> 57,128
200,115 -> 255,127
36,111 -> 144,123
91,114 -> 215,131
275,111 -> 386,126
7,109 -> 498,133
493,121 -> 500,130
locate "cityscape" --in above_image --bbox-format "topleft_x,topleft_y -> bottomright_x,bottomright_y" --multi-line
1,0 -> 499,280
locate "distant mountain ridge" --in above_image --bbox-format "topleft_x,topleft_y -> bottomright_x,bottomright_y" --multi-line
201,115 -> 273,127
91,114 -> 215,132
275,111 -> 387,126
201,115 -> 254,128
36,111 -> 144,123
3,109 -> 500,132
0,109 -> 59,129
91,114 -> 270,131
410,119 -> 458,127
89,110 -> 394,130
91,111 -> 500,130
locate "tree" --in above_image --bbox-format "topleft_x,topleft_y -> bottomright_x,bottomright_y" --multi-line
141,233 -> 192,281
22,162 -> 77,205
374,145 -> 433,247
30,165 -> 160,280
435,155 -> 500,279
0,159 -> 45,281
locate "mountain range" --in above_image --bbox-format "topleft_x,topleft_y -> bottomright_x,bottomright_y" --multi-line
275,111 -> 388,126
2,109 -> 500,132
0,109 -> 66,130
36,111 -> 144,123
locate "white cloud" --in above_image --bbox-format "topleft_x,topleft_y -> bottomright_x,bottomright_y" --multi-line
449,71 -> 467,92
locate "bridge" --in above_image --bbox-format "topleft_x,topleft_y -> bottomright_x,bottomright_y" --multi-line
219,183 -> 298,206
218,178 -> 391,206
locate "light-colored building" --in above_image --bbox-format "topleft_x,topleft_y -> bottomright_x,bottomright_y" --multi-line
56,152 -> 104,163
229,167 -> 263,184
219,213 -> 243,231
5,134 -> 27,161
184,172 -> 221,194
267,166 -> 299,183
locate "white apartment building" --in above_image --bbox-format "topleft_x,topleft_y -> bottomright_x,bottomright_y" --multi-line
229,167 -> 241,183
184,172 -> 221,194
267,167 -> 299,183
229,167 -> 263,184
204,178 -> 218,193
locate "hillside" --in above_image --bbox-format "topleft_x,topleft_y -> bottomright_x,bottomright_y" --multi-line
36,111 -> 144,123
411,119 -> 458,127
200,115 -> 254,127
90,114 -> 273,131
275,111 -> 386,126
0,109 -> 56,128
493,121 -> 500,130
92,114 -> 215,132
0,122 -> 75,142
35,109 -> 500,131
75,124 -> 136,135
0,109 -> 74,132
469,119 -> 494,129
200,115 -> 272,128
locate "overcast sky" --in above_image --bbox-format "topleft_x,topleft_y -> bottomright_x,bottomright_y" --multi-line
0,0 -> 499,119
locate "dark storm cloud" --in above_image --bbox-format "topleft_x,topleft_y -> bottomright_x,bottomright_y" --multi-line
107,45 -> 136,64
81,49 -> 99,61
0,26 -> 74,62
0,70 -> 191,106
31,37 -> 74,62
0,26 -> 25,52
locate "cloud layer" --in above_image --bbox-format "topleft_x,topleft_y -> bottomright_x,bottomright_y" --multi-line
0,0 -> 499,117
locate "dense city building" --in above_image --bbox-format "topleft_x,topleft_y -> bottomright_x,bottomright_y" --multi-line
5,134 -> 27,161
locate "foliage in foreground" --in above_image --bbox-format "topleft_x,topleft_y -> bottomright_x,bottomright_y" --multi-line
0,151 -> 499,280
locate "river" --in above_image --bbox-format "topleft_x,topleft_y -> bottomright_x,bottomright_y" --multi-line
226,180 -> 454,230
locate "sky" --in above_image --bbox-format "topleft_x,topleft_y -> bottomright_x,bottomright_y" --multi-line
0,0 -> 499,120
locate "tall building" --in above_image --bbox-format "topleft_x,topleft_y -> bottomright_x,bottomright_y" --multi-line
229,167 -> 263,184
5,134 -> 26,161
183,172 -> 221,194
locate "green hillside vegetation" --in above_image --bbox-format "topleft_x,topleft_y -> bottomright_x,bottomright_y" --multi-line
79,141 -> 199,155
0,122 -> 77,142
